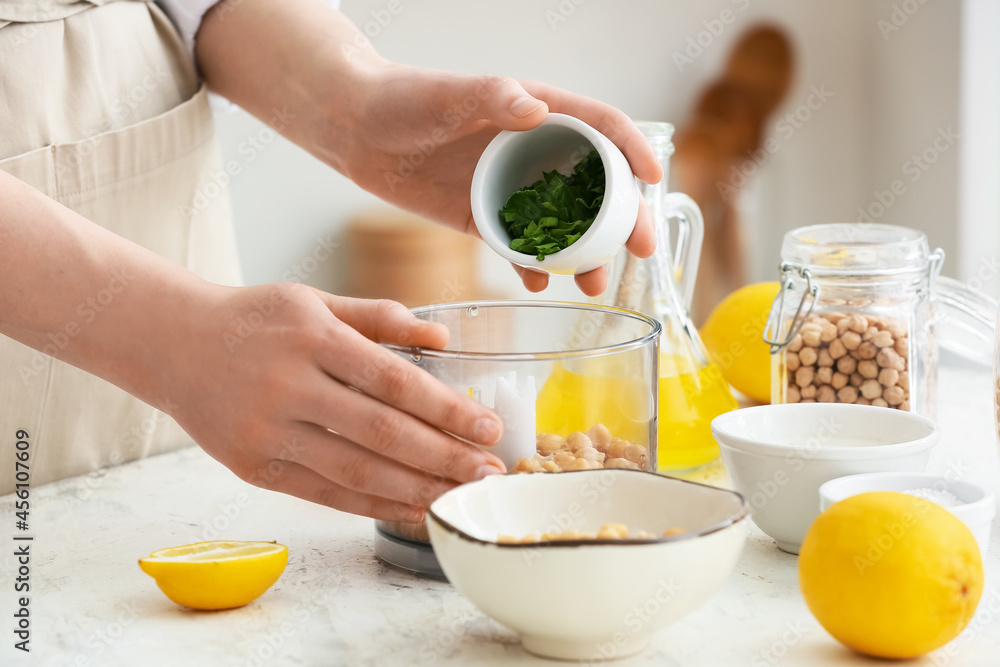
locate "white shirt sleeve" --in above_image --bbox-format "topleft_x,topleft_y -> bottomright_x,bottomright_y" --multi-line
155,0 -> 220,59
156,0 -> 342,62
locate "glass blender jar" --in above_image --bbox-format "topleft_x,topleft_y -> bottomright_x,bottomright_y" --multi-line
375,301 -> 661,578
601,121 -> 737,473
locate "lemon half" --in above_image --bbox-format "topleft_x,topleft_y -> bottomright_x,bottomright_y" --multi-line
139,540 -> 288,610
799,492 -> 983,658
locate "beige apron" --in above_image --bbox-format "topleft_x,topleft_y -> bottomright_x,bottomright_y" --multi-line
0,0 -> 243,494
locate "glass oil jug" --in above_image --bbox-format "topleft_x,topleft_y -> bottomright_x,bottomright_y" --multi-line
601,121 -> 737,472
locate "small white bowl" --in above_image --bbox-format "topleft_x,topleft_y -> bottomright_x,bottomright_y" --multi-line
711,403 -> 940,554
427,469 -> 748,661
819,472 -> 995,558
470,113 -> 639,275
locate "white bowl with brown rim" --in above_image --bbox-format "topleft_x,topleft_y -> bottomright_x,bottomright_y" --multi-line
426,469 -> 748,661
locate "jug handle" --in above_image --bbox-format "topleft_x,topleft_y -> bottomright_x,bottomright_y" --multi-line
659,192 -> 705,310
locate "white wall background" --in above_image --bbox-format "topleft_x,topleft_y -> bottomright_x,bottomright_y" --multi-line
212,0 -> 1000,302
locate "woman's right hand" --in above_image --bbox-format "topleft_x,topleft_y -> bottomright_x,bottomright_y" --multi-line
164,282 -> 506,523
195,3 -> 660,298
1,171 -> 501,523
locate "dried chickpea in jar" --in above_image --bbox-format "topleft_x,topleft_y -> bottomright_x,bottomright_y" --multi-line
762,223 -> 986,417
780,312 -> 911,411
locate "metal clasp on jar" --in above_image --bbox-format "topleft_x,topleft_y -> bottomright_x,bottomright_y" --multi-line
763,262 -> 820,354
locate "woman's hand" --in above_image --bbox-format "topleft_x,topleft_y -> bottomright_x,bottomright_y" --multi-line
329,67 -> 661,296
1,171 -> 501,520
165,283 -> 506,522
195,1 -> 662,296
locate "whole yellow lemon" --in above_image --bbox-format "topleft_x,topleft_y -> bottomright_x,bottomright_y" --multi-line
799,491 -> 983,658
699,282 -> 779,403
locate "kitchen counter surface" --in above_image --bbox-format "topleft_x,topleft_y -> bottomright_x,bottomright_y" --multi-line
3,359 -> 1000,667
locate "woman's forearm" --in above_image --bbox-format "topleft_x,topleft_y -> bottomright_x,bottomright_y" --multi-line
0,169 -> 506,518
194,0 -> 660,295
194,0 -> 380,176
0,171 -> 211,403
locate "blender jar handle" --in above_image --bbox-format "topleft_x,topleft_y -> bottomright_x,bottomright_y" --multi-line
660,192 -> 704,310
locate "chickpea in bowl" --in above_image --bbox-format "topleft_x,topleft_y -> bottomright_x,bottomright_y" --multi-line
426,469 -> 749,661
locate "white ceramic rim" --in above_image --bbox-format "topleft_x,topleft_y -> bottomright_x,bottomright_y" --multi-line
470,113 -> 633,271
818,472 -> 997,519
710,403 -> 940,461
427,469 -> 750,548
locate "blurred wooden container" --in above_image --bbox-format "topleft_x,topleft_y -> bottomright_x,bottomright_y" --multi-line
345,208 -> 488,307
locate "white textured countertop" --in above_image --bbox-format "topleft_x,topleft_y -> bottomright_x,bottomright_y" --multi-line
3,358 -> 1000,667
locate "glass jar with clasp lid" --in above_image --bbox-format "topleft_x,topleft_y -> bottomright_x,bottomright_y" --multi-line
765,223 -> 996,419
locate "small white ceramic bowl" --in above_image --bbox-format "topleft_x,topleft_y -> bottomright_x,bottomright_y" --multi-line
711,403 -> 940,554
819,472 -> 995,558
470,113 -> 639,275
427,469 -> 748,661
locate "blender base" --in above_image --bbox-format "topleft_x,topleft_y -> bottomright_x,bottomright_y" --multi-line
374,525 -> 447,580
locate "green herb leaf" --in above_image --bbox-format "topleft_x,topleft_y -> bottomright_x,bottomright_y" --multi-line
498,149 -> 606,260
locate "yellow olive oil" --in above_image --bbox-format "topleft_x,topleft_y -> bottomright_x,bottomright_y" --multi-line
535,362 -> 652,446
656,354 -> 738,471
534,353 -> 737,472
